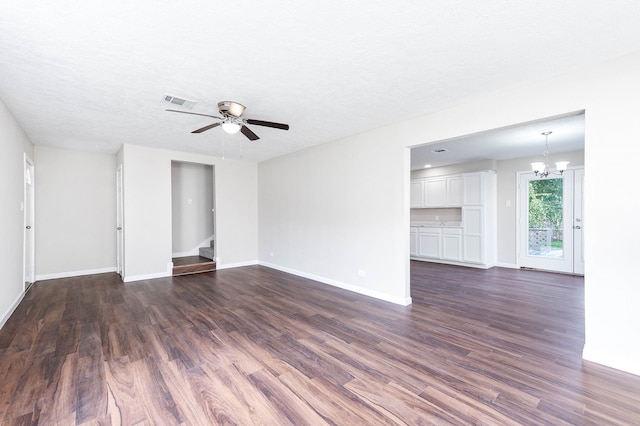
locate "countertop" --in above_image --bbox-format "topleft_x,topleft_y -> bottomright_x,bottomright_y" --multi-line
411,221 -> 462,228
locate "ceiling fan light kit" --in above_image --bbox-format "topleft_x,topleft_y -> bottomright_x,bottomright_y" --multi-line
531,131 -> 569,178
166,100 -> 289,141
221,121 -> 242,134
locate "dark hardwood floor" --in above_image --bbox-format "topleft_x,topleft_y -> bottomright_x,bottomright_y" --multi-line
1,262 -> 639,425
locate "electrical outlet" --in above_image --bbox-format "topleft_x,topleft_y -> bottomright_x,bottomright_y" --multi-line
358,270 -> 366,277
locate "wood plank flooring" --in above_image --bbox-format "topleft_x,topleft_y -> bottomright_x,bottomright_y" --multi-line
1,262 -> 639,425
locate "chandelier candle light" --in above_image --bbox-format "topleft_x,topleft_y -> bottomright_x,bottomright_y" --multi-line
531,131 -> 569,178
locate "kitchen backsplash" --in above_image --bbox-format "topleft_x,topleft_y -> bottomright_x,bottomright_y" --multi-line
410,208 -> 462,222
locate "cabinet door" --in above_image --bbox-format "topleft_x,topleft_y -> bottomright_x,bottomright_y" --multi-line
424,178 -> 446,207
410,228 -> 418,256
442,229 -> 462,261
463,236 -> 483,263
410,180 -> 424,208
463,207 -> 483,263
446,176 -> 463,206
463,173 -> 483,205
418,229 -> 441,258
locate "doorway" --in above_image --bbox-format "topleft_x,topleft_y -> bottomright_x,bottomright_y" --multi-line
116,165 -> 124,278
518,168 -> 584,274
23,154 -> 35,291
171,161 -> 215,258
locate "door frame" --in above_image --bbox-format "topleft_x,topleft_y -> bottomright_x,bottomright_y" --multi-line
116,165 -> 124,278
23,154 -> 35,290
517,167 -> 584,274
573,168 -> 585,275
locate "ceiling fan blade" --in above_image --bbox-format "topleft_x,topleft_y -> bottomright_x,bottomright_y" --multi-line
245,119 -> 289,131
241,125 -> 260,141
192,122 -> 221,133
166,109 -> 222,119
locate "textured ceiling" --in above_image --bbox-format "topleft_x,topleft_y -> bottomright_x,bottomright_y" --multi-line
411,113 -> 585,170
1,1 -> 640,163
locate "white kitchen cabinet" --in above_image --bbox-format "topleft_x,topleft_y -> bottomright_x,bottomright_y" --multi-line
410,227 -> 418,256
410,170 -> 496,268
411,175 -> 464,208
442,228 -> 463,261
447,176 -> 463,206
463,173 -> 483,205
411,226 -> 462,261
410,180 -> 424,208
424,178 -> 446,207
462,206 -> 483,263
417,227 -> 441,258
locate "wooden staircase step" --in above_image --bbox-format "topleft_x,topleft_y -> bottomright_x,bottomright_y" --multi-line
172,256 -> 216,276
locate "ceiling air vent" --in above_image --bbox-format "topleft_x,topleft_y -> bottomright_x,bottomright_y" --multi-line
164,94 -> 196,109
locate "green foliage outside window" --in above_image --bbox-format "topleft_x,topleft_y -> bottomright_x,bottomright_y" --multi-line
528,178 -> 563,233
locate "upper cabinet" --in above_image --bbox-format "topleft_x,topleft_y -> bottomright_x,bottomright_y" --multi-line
411,172 -> 479,208
463,173 -> 483,205
424,178 -> 446,207
447,175 -> 463,206
410,180 -> 425,208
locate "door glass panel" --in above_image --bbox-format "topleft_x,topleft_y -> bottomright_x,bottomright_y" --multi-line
528,178 -> 564,258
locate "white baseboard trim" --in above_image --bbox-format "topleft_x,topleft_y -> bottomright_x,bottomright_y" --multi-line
583,345 -> 640,377
259,261 -> 412,306
36,267 -> 117,281
216,260 -> 259,270
0,289 -> 26,330
410,257 -> 493,269
123,271 -> 172,282
495,262 -> 519,269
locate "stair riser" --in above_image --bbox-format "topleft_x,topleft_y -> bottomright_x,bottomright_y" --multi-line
173,263 -> 216,276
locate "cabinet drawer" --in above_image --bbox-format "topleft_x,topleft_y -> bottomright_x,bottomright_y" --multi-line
442,228 -> 462,235
417,227 -> 441,234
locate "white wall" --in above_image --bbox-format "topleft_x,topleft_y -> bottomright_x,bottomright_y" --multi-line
258,51 -> 640,376
171,161 -> 214,256
121,144 -> 257,281
0,99 -> 34,328
259,131 -> 411,305
496,150 -> 584,266
34,147 -> 117,278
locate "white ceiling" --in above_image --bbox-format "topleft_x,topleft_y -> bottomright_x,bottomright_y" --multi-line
1,1 -> 639,162
411,113 -> 585,170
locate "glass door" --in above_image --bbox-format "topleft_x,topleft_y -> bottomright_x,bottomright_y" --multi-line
519,171 -> 574,273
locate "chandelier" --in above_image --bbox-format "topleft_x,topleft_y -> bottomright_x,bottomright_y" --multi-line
530,131 -> 569,178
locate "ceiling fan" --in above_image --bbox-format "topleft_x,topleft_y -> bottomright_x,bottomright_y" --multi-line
166,101 -> 289,141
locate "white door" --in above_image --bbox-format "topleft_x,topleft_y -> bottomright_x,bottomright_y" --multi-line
573,169 -> 585,274
24,155 -> 35,290
518,168 -> 584,274
116,166 -> 124,278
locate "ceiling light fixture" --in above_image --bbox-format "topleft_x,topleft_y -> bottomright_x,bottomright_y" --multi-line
531,131 -> 569,178
221,121 -> 242,134
424,164 -> 432,168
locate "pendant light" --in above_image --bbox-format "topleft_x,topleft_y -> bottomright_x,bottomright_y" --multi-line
531,131 -> 569,178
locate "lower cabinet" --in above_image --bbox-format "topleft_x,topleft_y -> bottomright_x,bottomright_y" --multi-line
462,206 -> 484,264
418,228 -> 441,258
442,228 -> 462,261
410,227 -> 418,256
411,227 -> 462,262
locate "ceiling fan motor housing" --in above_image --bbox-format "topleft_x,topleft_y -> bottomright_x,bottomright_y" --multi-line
218,101 -> 246,117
